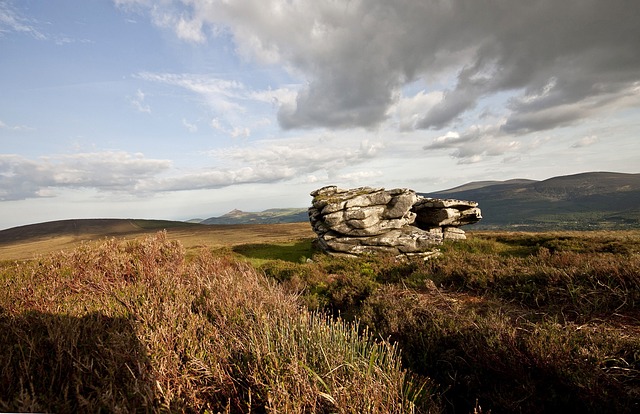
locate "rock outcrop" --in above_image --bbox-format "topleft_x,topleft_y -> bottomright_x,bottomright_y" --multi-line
308,186 -> 481,258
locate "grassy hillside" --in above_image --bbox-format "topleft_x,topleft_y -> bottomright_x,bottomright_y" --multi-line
200,208 -> 309,225
0,219 -> 314,261
2,221 -> 639,412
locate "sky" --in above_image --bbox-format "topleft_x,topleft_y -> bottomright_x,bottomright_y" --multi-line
1,0 -> 639,230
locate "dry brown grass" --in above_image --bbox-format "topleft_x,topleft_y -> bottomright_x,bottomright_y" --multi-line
0,232 -> 436,413
0,219 -> 314,261
5,222 -> 639,412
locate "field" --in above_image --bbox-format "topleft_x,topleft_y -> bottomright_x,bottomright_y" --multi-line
1,223 -> 639,412
0,219 -> 314,261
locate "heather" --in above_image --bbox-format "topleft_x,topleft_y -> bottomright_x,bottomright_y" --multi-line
254,231 -> 640,413
0,232 -> 434,413
2,229 -> 639,413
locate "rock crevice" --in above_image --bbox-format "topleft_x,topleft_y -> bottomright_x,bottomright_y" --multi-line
308,186 -> 481,258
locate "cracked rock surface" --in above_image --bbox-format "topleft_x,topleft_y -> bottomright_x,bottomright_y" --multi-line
308,186 -> 481,258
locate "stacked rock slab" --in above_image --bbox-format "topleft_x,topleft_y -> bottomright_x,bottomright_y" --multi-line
411,198 -> 482,240
308,186 -> 481,258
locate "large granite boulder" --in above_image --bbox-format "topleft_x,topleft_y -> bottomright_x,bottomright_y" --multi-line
309,186 -> 481,258
309,186 -> 417,236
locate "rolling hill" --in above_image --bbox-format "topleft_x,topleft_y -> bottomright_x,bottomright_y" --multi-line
194,172 -> 640,230
197,208 -> 309,225
0,219 -> 313,261
423,171 -> 640,229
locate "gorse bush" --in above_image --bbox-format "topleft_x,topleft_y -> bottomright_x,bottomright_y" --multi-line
0,232 -> 437,413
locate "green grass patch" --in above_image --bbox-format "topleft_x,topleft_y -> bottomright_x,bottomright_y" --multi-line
233,239 -> 315,265
131,219 -> 199,230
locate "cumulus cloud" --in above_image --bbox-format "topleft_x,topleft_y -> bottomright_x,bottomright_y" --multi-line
424,123 -> 522,164
0,152 -> 171,201
0,132 -> 383,200
117,0 -> 640,134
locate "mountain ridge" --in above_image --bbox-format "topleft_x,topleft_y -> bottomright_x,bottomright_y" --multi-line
198,208 -> 309,225
424,171 -> 640,229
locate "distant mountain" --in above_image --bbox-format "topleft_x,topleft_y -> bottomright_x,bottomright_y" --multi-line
199,208 -> 309,225
435,179 -> 537,194
421,172 -> 640,230
193,172 -> 640,229
0,218 -> 200,245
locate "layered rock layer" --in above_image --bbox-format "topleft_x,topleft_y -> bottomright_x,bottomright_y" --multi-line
308,186 -> 481,258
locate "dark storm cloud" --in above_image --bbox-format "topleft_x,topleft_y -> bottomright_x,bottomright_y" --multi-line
122,0 -> 640,133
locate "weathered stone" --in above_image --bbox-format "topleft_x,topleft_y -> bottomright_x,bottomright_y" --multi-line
347,215 -> 380,229
345,191 -> 392,208
320,200 -> 347,215
413,197 -> 478,209
309,186 -> 481,258
310,185 -> 338,197
384,191 -> 418,219
443,227 -> 467,240
413,199 -> 482,228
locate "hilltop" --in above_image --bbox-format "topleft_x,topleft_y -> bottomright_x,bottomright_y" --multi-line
196,208 -> 309,225
194,172 -> 640,230
0,219 -> 313,261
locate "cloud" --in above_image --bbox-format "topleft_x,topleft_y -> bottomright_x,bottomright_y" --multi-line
137,133 -> 382,192
0,119 -> 34,132
0,132 -> 384,200
129,89 -> 151,113
0,152 -> 171,201
175,15 -> 205,43
209,134 -> 383,179
138,71 -> 293,135
0,1 -> 89,44
182,118 -> 198,133
210,117 -> 250,138
335,170 -> 383,183
571,135 -> 599,149
0,1 -> 46,39
229,126 -> 250,138
424,123 -> 523,164
119,0 -> 640,134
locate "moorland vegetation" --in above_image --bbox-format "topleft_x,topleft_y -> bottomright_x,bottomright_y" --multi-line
1,229 -> 639,412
